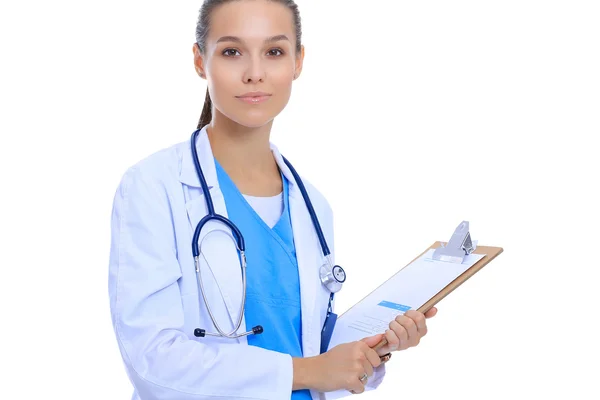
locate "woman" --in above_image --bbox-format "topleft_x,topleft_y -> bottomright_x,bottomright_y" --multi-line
108,1 -> 437,399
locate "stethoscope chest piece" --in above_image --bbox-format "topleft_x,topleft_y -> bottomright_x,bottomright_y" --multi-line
319,263 -> 346,293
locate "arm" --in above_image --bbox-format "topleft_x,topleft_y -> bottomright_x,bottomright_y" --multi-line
108,167 -> 293,400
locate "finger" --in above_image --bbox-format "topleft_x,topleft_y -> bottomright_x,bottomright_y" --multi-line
360,333 -> 385,348
394,314 -> 419,346
347,359 -> 364,395
405,310 -> 427,337
389,320 -> 409,350
349,377 -> 366,395
361,358 -> 374,378
384,329 -> 400,352
424,307 -> 438,319
364,346 -> 382,370
350,385 -> 365,395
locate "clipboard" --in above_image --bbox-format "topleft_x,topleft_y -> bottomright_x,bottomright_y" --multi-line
367,240 -> 504,352
323,221 -> 504,352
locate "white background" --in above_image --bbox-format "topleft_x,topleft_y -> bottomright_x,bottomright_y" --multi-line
1,0 -> 599,399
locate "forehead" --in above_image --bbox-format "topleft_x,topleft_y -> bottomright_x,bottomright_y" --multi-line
207,0 -> 295,43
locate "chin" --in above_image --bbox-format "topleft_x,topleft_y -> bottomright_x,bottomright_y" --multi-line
230,110 -> 279,129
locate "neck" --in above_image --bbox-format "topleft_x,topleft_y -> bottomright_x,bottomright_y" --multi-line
206,111 -> 282,196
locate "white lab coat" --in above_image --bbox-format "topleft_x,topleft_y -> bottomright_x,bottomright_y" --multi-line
108,127 -> 386,400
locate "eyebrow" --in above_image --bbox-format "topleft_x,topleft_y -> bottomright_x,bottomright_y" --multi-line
216,34 -> 290,44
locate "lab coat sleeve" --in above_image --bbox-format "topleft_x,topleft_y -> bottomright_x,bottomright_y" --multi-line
108,167 -> 293,400
316,194 -> 387,399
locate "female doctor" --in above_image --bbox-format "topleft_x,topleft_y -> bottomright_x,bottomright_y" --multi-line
108,1 -> 437,399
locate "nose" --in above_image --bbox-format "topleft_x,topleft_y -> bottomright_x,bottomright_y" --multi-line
242,56 -> 266,84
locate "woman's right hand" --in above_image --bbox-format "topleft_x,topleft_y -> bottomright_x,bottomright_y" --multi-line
293,335 -> 383,394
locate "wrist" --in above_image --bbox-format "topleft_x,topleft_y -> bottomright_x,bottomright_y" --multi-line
292,356 -> 318,391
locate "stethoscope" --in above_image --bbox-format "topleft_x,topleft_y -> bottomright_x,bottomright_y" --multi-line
190,128 -> 346,340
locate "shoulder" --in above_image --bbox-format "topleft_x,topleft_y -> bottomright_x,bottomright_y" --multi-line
114,140 -> 189,197
294,176 -> 334,229
303,179 -> 332,214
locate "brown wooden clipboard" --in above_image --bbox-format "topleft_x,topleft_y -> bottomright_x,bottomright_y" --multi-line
349,241 -> 504,352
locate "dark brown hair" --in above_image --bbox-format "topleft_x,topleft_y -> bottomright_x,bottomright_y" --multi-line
195,0 -> 303,129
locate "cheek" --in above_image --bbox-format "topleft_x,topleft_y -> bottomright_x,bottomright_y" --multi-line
272,69 -> 294,95
268,67 -> 294,109
206,64 -> 238,106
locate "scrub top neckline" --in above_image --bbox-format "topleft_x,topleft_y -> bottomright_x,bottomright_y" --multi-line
213,158 -> 290,235
243,192 -> 283,200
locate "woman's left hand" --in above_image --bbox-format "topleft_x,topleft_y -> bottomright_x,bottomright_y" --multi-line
369,307 -> 438,356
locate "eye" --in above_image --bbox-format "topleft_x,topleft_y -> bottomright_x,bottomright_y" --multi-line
222,48 -> 241,57
267,48 -> 284,57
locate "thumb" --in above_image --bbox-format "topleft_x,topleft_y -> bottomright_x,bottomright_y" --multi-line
361,333 -> 385,348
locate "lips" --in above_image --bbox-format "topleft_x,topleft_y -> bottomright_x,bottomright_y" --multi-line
237,91 -> 271,98
236,91 -> 272,104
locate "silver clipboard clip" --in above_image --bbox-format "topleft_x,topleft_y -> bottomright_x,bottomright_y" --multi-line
432,221 -> 476,264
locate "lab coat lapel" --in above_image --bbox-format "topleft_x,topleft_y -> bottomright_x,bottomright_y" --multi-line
180,127 -> 244,335
272,146 -> 322,357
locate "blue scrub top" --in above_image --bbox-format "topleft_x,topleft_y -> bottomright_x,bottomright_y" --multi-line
215,159 -> 311,400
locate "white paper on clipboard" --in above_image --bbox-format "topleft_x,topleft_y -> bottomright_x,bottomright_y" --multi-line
327,248 -> 486,349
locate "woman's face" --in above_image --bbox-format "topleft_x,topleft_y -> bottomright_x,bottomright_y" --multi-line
194,0 -> 304,128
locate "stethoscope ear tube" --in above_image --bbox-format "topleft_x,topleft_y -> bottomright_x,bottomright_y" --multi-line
192,215 -> 246,257
190,129 -> 215,214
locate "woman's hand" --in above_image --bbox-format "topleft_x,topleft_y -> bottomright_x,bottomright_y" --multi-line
293,335 -> 383,394
372,307 -> 438,356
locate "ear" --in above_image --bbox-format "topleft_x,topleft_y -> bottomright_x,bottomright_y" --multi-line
293,45 -> 305,80
193,43 -> 207,79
